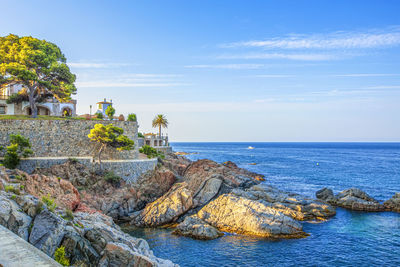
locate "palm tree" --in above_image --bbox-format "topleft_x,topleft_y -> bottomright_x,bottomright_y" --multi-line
152,114 -> 168,137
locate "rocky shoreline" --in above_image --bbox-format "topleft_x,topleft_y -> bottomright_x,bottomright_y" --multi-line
1,153 -> 399,266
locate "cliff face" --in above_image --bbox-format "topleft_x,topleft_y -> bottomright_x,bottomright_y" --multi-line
0,166 -> 177,267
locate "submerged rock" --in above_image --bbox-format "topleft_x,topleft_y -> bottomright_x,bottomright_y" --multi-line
173,215 -> 223,240
384,193 -> 400,212
196,194 -> 307,239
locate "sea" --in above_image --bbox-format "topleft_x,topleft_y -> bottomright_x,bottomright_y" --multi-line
130,142 -> 400,267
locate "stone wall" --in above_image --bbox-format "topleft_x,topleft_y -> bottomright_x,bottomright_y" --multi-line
0,120 -> 138,160
17,157 -> 157,183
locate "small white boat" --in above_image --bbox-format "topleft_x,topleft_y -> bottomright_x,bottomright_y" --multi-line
247,146 -> 255,149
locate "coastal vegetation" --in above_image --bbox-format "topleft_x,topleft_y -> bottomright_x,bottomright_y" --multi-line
105,105 -> 115,120
87,124 -> 134,167
54,246 -> 70,266
127,113 -> 137,122
152,114 -> 168,136
42,194 -> 57,212
1,134 -> 33,169
96,112 -> 104,119
139,144 -> 165,159
104,171 -> 122,186
0,34 -> 77,118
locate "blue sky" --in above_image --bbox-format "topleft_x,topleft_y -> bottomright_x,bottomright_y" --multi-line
1,0 -> 400,141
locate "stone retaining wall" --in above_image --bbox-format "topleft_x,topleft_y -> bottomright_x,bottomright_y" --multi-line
17,157 -> 157,184
0,119 -> 138,160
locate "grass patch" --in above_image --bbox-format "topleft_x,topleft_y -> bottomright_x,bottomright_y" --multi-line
5,185 -> 20,195
42,194 -> 57,212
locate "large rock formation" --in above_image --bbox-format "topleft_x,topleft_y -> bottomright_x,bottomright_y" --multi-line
0,165 -> 177,266
233,184 -> 336,221
131,183 -> 194,227
36,161 -> 177,221
316,188 -> 385,211
196,194 -> 307,238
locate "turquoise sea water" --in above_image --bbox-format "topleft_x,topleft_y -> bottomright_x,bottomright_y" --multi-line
131,143 -> 400,266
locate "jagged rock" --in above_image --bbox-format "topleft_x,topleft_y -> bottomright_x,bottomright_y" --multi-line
183,159 -> 259,189
233,184 -> 336,221
0,192 -> 32,240
61,226 -> 100,266
130,183 -> 194,227
75,212 -> 176,267
222,161 -> 265,181
316,188 -> 336,203
192,177 -> 222,207
29,210 -> 67,256
21,172 -> 81,211
196,194 -> 307,238
161,154 -> 192,176
98,242 -> 161,267
14,194 -> 40,217
173,215 -> 223,240
384,193 -> 400,212
335,188 -> 384,211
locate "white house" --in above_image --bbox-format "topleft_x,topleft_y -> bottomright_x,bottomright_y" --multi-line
0,84 -> 76,116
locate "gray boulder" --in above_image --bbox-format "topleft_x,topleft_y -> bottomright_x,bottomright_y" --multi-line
29,210 -> 67,256
61,226 -> 99,266
173,215 -> 223,240
0,193 -> 32,240
335,188 -> 384,211
316,188 -> 336,203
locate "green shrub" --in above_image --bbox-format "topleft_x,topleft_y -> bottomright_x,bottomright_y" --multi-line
104,171 -> 121,185
127,113 -> 137,122
54,246 -> 70,266
105,105 -> 116,120
5,185 -> 20,195
2,134 -> 33,169
11,194 -> 16,200
138,132 -> 144,138
19,185 -> 24,190
42,194 -> 57,212
96,112 -> 104,119
139,145 -> 164,159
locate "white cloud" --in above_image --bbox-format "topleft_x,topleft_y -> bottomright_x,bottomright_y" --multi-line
218,53 -> 340,61
333,73 -> 400,77
222,28 -> 400,50
68,62 -> 131,68
185,64 -> 265,69
76,81 -> 188,88
251,74 -> 295,78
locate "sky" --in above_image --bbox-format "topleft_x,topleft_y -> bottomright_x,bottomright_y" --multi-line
1,0 -> 400,142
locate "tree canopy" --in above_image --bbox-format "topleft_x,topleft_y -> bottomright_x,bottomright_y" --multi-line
88,124 -> 134,167
105,105 -> 115,120
152,114 -> 168,136
0,34 -> 76,117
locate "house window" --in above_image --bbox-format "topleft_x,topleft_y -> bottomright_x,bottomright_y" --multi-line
0,105 -> 6,114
